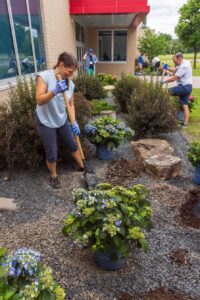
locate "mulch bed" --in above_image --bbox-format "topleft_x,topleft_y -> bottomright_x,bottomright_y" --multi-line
168,248 -> 190,266
106,159 -> 144,186
118,287 -> 195,300
180,189 -> 200,229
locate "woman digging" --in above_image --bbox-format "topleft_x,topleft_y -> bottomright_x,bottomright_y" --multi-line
36,52 -> 84,188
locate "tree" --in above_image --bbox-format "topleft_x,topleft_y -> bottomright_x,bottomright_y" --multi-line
175,0 -> 200,68
138,29 -> 168,61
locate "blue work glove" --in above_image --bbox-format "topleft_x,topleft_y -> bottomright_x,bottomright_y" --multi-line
52,80 -> 67,95
163,64 -> 168,70
71,121 -> 80,136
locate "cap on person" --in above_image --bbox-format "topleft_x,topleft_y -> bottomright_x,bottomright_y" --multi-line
88,48 -> 93,52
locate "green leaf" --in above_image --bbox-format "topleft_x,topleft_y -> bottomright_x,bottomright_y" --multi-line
0,248 -> 7,258
138,238 -> 149,253
0,266 -> 7,278
38,290 -> 54,300
4,290 -> 16,300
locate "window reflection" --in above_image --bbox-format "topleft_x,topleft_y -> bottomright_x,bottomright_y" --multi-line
29,0 -> 45,71
98,30 -> 127,62
114,31 -> 127,61
0,0 -> 45,82
10,0 -> 35,74
0,0 -> 18,79
99,31 -> 112,61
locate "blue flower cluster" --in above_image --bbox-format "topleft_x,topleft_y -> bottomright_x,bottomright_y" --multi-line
105,124 -> 117,133
84,124 -> 97,135
6,248 -> 41,277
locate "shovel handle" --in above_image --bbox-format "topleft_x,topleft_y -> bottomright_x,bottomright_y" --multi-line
57,74 -> 85,160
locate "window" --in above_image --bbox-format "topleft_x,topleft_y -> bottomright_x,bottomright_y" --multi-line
0,0 -> 45,84
0,0 -> 18,79
75,22 -> 84,43
98,30 -> 127,62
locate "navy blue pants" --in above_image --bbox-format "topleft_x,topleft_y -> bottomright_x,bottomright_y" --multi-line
169,84 -> 192,105
36,115 -> 78,163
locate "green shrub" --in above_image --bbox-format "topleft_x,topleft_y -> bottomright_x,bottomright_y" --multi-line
74,92 -> 92,130
187,140 -> 200,166
127,78 -> 177,138
90,99 -> 116,115
96,73 -> 117,86
113,75 -> 141,113
74,74 -> 105,100
0,77 -> 43,172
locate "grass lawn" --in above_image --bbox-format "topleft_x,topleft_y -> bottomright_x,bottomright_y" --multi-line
159,54 -> 200,76
185,88 -> 200,140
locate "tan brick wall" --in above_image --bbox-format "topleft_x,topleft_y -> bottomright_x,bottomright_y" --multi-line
0,89 -> 9,104
40,0 -> 76,68
87,28 -> 136,75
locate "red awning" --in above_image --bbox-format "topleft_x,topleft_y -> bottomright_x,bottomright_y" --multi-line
69,0 -> 150,15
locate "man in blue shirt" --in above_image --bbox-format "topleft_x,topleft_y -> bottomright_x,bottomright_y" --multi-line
83,48 -> 98,76
137,53 -> 144,73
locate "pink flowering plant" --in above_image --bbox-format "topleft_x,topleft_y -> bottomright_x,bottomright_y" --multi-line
0,247 -> 65,299
63,183 -> 152,258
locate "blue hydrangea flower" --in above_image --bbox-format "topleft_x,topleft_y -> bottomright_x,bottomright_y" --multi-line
115,220 -> 122,227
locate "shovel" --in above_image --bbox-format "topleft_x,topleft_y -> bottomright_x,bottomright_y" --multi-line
57,74 -> 88,180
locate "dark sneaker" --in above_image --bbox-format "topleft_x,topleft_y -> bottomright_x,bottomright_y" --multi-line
50,176 -> 61,189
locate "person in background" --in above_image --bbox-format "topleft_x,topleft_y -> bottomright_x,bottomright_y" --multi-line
83,48 -> 98,76
36,52 -> 84,188
137,53 -> 144,74
161,52 -> 192,128
152,56 -> 161,72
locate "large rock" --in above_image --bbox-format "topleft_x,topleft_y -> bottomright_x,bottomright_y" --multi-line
131,139 -> 174,161
144,154 -> 181,179
100,110 -> 116,119
103,85 -> 116,92
0,197 -> 17,211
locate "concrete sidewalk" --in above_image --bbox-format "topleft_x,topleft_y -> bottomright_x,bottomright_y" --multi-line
141,76 -> 200,88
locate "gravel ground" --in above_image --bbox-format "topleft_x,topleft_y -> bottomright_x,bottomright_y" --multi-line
0,129 -> 200,300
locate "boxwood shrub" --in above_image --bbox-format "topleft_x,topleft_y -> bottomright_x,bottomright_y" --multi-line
74,74 -> 106,100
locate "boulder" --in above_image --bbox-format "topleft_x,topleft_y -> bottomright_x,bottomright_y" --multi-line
103,85 -> 116,92
131,139 -> 174,161
100,110 -> 116,120
144,154 -> 181,180
0,197 -> 17,211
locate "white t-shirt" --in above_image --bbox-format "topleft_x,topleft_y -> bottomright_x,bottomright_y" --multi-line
152,57 -> 160,64
175,60 -> 192,86
36,70 -> 75,128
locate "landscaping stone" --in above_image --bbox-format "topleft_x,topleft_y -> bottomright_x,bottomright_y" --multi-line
100,110 -> 116,119
103,85 -> 115,92
131,139 -> 174,161
0,197 -> 17,211
144,154 -> 181,179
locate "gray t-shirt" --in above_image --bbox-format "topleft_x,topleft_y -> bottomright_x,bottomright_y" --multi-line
36,70 -> 75,128
175,59 -> 192,86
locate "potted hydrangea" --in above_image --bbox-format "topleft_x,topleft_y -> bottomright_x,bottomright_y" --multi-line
84,116 -> 134,160
0,247 -> 65,299
187,140 -> 200,185
62,183 -> 152,270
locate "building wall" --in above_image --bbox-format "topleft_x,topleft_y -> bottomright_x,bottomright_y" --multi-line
40,0 -> 76,68
87,28 -> 137,75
